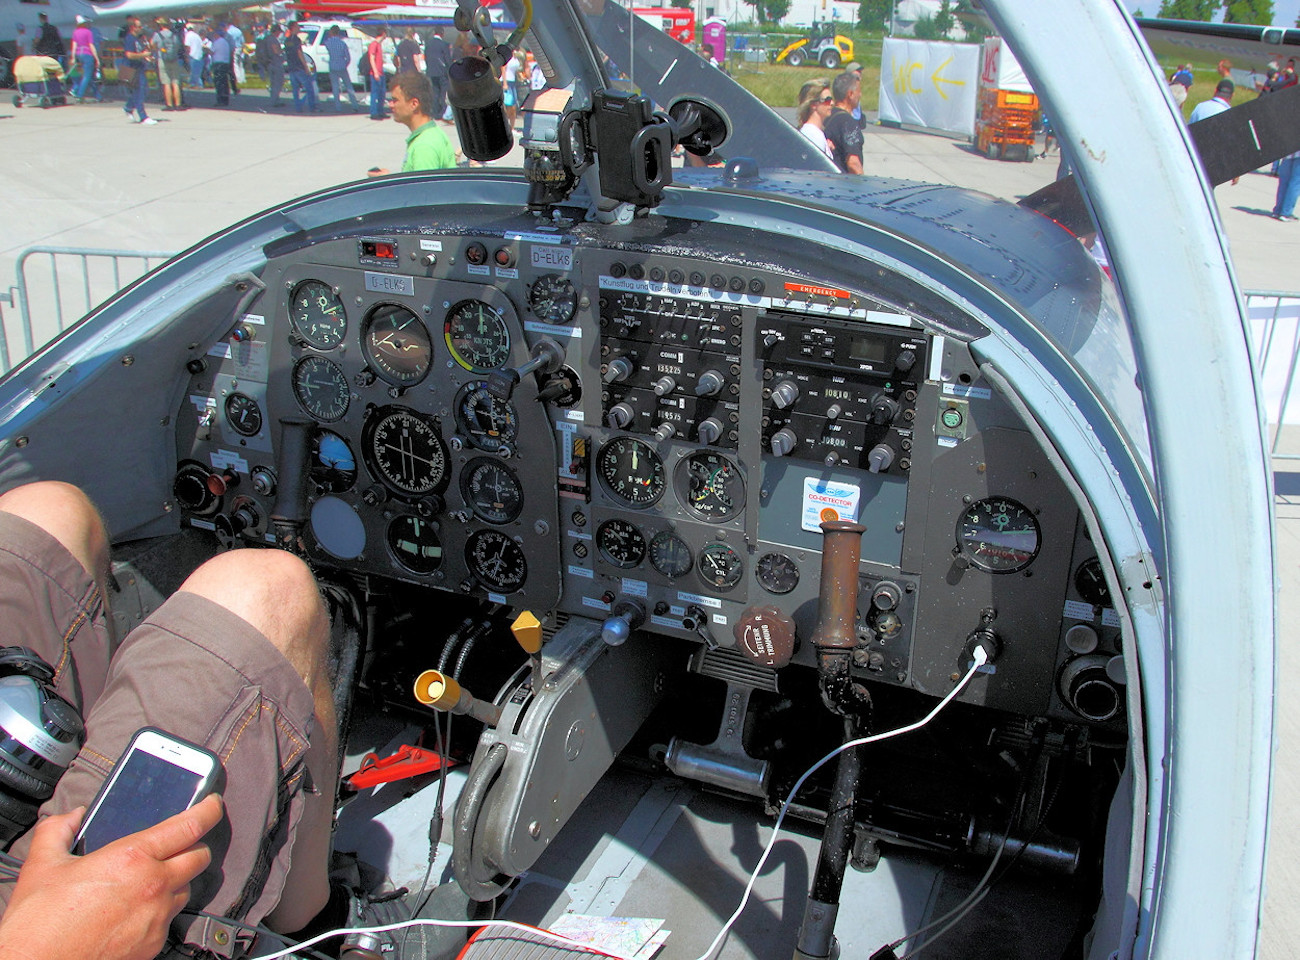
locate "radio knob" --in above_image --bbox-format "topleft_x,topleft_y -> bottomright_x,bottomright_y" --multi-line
771,380 -> 800,410
697,417 -> 724,445
603,357 -> 636,383
824,452 -> 840,467
606,402 -> 635,430
825,403 -> 843,421
895,349 -> 917,374
652,375 -> 677,396
695,369 -> 725,397
770,427 -> 798,457
867,443 -> 895,473
762,333 -> 781,350
653,422 -> 675,442
870,393 -> 900,425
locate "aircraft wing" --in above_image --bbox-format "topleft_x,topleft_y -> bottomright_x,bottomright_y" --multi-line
1136,16 -> 1300,74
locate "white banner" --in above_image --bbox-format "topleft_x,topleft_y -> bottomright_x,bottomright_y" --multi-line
878,38 -> 980,137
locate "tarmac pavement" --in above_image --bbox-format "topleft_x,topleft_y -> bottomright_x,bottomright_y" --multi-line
0,82 -> 1297,958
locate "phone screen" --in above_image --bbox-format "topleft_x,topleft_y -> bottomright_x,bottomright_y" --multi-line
78,748 -> 205,853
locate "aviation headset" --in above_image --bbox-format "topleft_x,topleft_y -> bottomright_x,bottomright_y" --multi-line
0,647 -> 84,844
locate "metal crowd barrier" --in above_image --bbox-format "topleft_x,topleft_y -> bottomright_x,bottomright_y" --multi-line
0,246 -> 175,376
1245,291 -> 1300,462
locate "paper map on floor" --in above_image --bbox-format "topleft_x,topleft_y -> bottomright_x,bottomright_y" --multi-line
549,914 -> 668,959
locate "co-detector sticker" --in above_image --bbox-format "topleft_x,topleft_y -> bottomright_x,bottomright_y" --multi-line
801,478 -> 861,532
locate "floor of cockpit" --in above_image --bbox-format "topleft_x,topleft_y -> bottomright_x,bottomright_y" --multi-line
335,717 -> 1084,960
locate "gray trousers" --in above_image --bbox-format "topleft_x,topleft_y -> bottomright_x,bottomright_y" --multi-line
268,62 -> 286,105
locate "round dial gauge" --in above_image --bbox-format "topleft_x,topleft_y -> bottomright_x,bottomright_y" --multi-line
596,437 -> 665,508
678,452 -> 745,522
465,529 -> 528,593
311,430 -> 357,493
444,299 -> 511,372
454,381 -> 518,453
224,393 -> 262,437
362,406 -> 449,496
956,498 -> 1041,573
289,280 -> 347,349
387,515 -> 443,574
756,552 -> 799,595
698,542 -> 744,590
363,304 -> 432,386
292,355 -> 350,422
649,530 -> 693,579
1074,557 -> 1112,607
529,274 -> 577,324
460,458 -> 524,525
596,519 -> 646,568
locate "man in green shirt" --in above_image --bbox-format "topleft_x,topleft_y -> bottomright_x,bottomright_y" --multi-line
369,71 -> 456,175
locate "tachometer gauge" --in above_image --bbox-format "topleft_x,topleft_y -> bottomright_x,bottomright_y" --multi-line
956,497 -> 1041,573
465,529 -> 528,593
649,531 -> 693,579
678,452 -> 745,522
596,518 -> 646,568
363,304 -> 432,386
596,437 -> 665,508
756,552 -> 799,595
289,280 -> 347,349
460,458 -> 524,524
698,542 -> 744,590
292,355 -> 350,422
311,430 -> 357,493
529,274 -> 577,324
454,381 -> 518,453
224,393 -> 263,437
444,299 -> 511,372
1074,557 -> 1112,606
362,406 -> 448,496
387,515 -> 443,574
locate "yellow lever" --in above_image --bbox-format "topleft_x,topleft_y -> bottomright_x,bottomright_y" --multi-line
511,610 -> 543,654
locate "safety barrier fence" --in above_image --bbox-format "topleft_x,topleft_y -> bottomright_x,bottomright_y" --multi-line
0,249 -> 1297,448
0,247 -> 174,376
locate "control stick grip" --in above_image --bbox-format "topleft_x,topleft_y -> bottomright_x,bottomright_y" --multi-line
270,416 -> 314,551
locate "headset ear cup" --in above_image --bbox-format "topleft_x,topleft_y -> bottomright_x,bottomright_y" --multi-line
0,756 -> 55,803
0,777 -> 40,844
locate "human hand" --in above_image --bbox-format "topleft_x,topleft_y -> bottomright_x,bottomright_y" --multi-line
0,795 -> 223,960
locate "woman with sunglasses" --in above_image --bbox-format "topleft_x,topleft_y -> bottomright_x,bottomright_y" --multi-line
797,82 -> 835,165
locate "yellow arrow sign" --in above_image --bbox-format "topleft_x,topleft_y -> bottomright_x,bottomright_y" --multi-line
931,56 -> 967,100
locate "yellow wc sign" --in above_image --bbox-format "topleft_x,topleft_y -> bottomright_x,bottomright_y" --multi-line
879,37 -> 981,136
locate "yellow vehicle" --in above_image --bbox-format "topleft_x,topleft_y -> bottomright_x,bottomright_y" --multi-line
774,23 -> 853,69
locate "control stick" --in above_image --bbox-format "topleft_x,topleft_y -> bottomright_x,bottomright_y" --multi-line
487,337 -> 565,401
269,416 -> 314,553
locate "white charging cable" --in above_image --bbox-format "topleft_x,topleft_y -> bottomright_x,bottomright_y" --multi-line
254,649 -> 990,960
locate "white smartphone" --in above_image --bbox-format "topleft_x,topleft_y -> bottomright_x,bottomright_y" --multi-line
73,727 -> 223,855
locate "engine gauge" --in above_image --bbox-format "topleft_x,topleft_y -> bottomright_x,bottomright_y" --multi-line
362,406 -> 449,496
444,299 -> 511,372
460,458 -> 524,524
596,437 -> 665,508
292,355 -> 350,422
363,304 -> 432,386
956,497 -> 1041,573
387,515 -> 443,574
311,430 -> 357,493
698,542 -> 744,590
465,529 -> 528,593
756,552 -> 799,595
288,280 -> 347,349
1074,557 -> 1112,607
677,452 -> 745,522
224,393 -> 263,437
529,274 -> 577,324
453,381 -> 518,453
649,531 -> 693,579
596,518 -> 646,568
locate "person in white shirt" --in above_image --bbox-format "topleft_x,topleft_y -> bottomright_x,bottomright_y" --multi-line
797,82 -> 835,164
184,24 -> 204,88
1188,78 -> 1234,123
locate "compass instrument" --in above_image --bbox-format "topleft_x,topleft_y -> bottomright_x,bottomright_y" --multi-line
362,406 -> 449,497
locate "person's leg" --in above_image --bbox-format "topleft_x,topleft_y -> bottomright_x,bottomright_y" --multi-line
1282,159 -> 1300,218
75,54 -> 92,99
135,71 -> 149,120
305,71 -> 318,111
290,69 -> 302,111
1273,156 -> 1295,216
330,69 -> 343,110
269,64 -> 284,105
